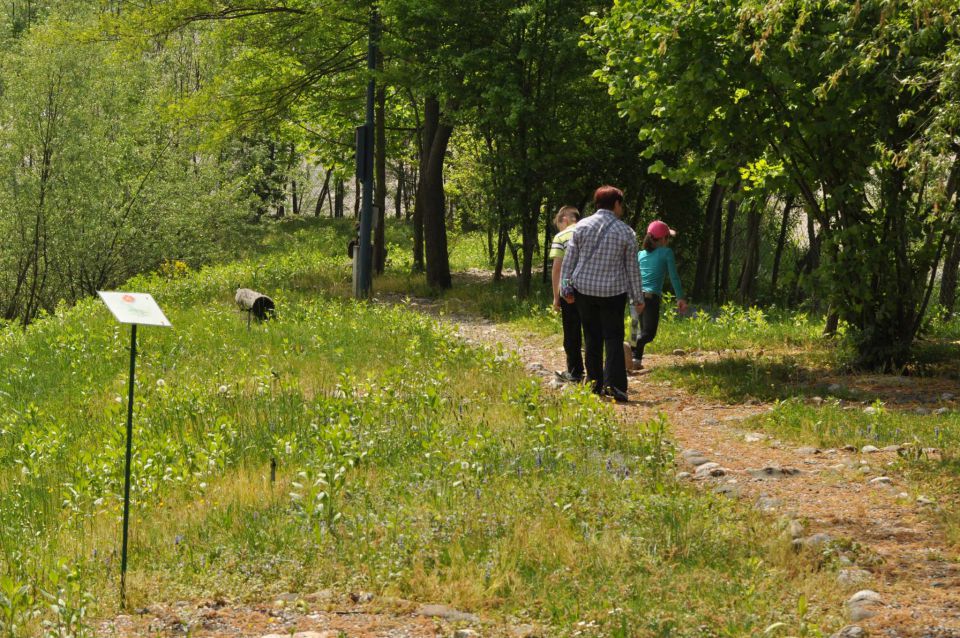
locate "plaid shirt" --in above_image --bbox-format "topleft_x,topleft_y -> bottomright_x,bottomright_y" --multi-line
560,209 -> 644,302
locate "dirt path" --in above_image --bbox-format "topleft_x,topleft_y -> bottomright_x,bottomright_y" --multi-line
435,306 -> 960,638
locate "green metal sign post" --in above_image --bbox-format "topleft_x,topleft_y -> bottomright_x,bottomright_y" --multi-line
97,291 -> 171,608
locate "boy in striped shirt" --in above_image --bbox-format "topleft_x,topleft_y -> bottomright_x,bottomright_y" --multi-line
550,206 -> 584,382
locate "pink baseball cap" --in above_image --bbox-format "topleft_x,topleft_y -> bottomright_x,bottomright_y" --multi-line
647,220 -> 677,239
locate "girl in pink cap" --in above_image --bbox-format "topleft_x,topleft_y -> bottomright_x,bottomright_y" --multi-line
629,220 -> 688,369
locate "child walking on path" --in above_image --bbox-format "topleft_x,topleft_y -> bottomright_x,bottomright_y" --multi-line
550,206 -> 584,382
630,220 -> 688,369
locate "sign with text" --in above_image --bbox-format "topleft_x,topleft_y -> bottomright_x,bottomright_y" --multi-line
97,291 -> 171,327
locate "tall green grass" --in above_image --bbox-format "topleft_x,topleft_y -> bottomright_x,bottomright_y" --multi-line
0,221 -> 847,636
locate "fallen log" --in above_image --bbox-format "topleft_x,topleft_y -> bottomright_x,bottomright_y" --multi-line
235,288 -> 275,321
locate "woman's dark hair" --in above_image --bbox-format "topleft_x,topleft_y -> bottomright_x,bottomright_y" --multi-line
593,185 -> 624,210
642,232 -> 658,252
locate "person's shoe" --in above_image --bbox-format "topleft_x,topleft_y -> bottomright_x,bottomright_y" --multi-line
555,370 -> 583,383
631,358 -> 644,370
602,385 -> 629,403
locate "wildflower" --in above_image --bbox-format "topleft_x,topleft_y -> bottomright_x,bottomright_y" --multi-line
156,379 -> 166,388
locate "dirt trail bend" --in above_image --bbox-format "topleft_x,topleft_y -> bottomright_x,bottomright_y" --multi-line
433,306 -> 960,638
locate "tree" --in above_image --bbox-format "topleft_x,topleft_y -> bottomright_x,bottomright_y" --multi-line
588,0 -> 960,369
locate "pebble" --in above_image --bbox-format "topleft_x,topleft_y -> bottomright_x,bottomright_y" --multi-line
881,445 -> 902,453
797,446 -> 821,455
350,591 -> 374,603
861,445 -> 879,454
914,407 -> 932,416
941,392 -> 954,401
830,627 -> 865,638
748,466 -> 802,479
744,433 -> 766,443
934,407 -> 950,415
811,396 -> 824,405
546,377 -> 565,390
869,476 -> 893,486
701,417 -> 720,426
672,349 -> 686,356
837,569 -> 872,586
454,631 -> 480,638
714,483 -> 741,497
755,496 -> 783,512
418,605 -> 480,624
676,471 -> 692,480
917,495 -> 935,506
695,463 -> 726,478
794,532 -> 832,550
842,445 -> 857,452
846,590 -> 882,621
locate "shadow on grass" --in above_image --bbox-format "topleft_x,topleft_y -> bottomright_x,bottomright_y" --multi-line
650,356 -> 869,403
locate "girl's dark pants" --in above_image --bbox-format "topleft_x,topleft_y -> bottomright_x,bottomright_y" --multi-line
633,293 -> 661,363
559,298 -> 584,379
576,292 -> 627,394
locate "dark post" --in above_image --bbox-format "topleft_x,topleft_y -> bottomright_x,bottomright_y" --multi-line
355,5 -> 379,298
120,323 -> 137,608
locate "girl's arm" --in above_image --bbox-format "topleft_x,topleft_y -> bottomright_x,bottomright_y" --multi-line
666,249 -> 685,300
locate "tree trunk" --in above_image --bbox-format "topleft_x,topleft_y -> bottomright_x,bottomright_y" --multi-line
770,195 -> 794,291
420,96 -> 452,289
394,163 -> 404,219
939,231 -> 960,313
737,204 -> 762,304
541,201 -> 552,285
494,222 -> 508,281
353,174 -> 361,219
720,196 -> 739,301
315,168 -> 333,217
334,176 -> 344,218
693,179 -> 725,301
374,63 -> 387,275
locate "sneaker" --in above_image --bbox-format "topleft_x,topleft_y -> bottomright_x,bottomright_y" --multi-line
555,371 -> 583,383
602,385 -> 629,403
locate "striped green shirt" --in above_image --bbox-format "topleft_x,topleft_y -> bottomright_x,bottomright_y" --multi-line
549,223 -> 577,260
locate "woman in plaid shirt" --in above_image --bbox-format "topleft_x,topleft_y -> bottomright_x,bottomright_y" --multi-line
560,186 -> 645,402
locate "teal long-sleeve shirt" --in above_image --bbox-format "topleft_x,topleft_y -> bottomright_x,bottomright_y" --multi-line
638,246 -> 685,298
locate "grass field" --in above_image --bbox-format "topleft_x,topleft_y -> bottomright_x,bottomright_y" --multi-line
0,220 -> 856,636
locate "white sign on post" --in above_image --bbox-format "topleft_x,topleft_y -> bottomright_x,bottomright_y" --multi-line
97,291 -> 171,327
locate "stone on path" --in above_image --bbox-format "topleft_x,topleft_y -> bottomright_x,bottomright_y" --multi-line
914,407 -> 931,416
676,471 -> 692,480
744,432 -> 766,443
694,462 -> 726,478
796,446 -> 820,455
881,445 -> 902,453
934,407 -> 950,415
681,450 -> 711,467
860,445 -> 879,454
869,476 -> 892,486
418,605 -> 480,624
454,631 -> 481,638
794,532 -> 832,550
837,569 -> 872,586
714,483 -> 741,497
846,590 -> 883,622
755,496 -> 783,512
830,627 -> 864,638
748,466 -> 802,479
